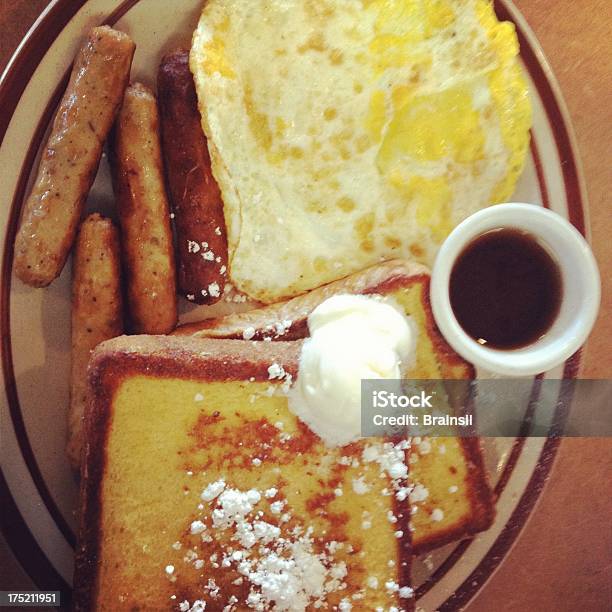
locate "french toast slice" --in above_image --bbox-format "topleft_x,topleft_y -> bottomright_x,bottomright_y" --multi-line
75,336 -> 414,611
174,260 -> 495,553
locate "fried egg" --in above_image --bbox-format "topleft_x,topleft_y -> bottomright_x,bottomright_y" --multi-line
191,0 -> 532,303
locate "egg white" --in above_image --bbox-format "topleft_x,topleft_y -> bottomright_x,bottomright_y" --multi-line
191,0 -> 531,302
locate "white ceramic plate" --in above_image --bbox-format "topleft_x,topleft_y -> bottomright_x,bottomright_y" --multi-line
0,1 -> 589,610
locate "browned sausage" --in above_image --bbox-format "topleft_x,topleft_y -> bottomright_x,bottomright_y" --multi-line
157,49 -> 228,305
110,83 -> 177,334
14,27 -> 135,287
68,213 -> 123,470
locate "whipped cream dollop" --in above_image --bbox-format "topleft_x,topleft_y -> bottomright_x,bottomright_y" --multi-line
289,294 -> 416,447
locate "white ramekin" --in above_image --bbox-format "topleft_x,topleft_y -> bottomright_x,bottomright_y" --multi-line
430,203 -> 600,377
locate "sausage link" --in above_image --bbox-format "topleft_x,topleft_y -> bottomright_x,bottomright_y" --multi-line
68,213 -> 123,470
110,82 -> 177,333
14,27 -> 135,287
158,49 -> 228,305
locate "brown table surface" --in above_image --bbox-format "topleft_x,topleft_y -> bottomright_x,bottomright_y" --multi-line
1,1 -> 610,611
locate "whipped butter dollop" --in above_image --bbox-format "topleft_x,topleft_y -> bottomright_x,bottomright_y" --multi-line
289,294 -> 416,447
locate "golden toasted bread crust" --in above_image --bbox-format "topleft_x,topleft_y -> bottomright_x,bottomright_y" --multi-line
378,277 -> 494,551
173,259 -> 494,553
173,259 -> 429,338
413,435 -> 495,553
76,336 -> 417,610
75,336 -> 301,610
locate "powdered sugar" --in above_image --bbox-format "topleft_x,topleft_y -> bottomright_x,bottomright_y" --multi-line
201,480 -> 226,502
179,483 -> 351,610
